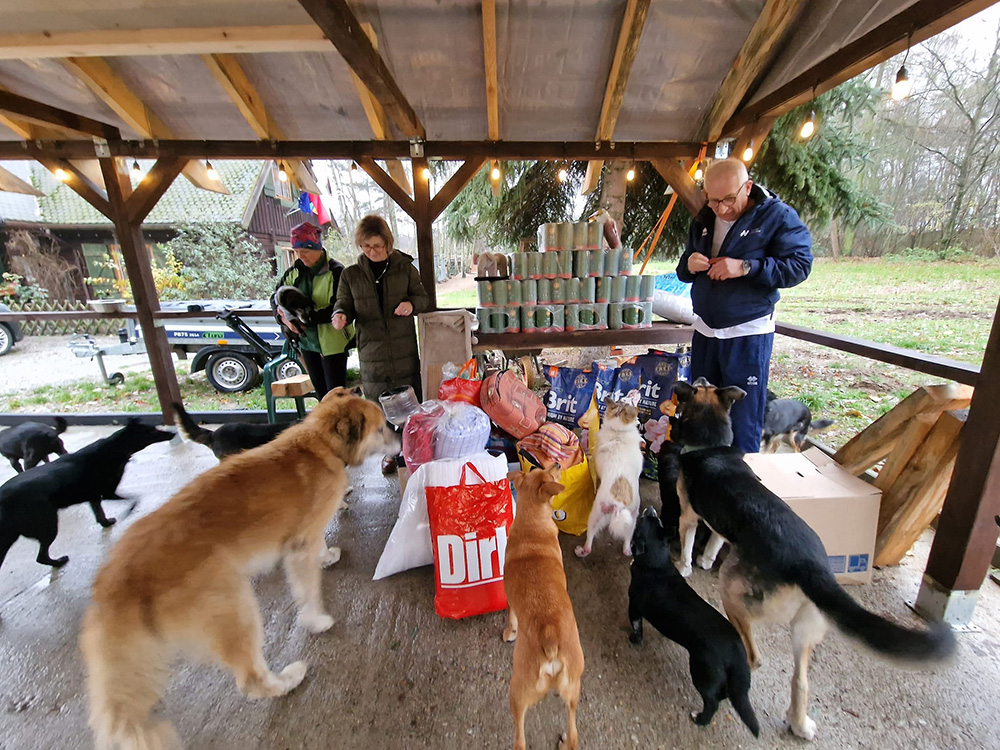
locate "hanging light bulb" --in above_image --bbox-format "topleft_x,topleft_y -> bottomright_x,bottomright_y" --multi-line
799,110 -> 816,139
694,161 -> 704,181
131,160 -> 142,179
557,167 -> 568,182
278,162 -> 288,182
206,160 -> 218,181
491,165 -> 501,181
54,168 -> 69,182
741,140 -> 754,162
891,65 -> 912,101
421,166 -> 431,180
626,166 -> 636,182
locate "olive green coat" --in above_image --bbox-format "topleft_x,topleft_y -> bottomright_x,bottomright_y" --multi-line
334,251 -> 429,401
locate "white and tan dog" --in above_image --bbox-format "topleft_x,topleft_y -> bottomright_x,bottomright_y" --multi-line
575,398 -> 643,558
81,389 -> 399,750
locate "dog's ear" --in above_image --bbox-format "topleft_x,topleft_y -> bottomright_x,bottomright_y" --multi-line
673,381 -> 695,403
603,396 -> 615,409
716,386 -> 747,410
349,385 -> 365,398
622,404 -> 638,423
507,470 -> 525,490
335,409 -> 364,445
541,481 -> 565,499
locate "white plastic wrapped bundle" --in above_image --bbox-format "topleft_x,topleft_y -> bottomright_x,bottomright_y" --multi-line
433,401 -> 491,460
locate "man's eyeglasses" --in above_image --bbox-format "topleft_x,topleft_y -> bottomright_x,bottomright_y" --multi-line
706,180 -> 750,208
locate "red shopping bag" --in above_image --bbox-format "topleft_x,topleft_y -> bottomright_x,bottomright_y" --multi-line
438,358 -> 482,405
425,462 -> 514,619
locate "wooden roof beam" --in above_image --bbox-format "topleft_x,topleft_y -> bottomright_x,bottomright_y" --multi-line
650,158 -> 704,216
0,165 -> 44,196
698,0 -> 804,143
583,0 -> 652,194
732,117 -> 776,169
482,0 -> 501,198
126,157 -> 189,224
36,157 -> 111,217
0,26 -> 330,60
201,53 -> 320,194
430,158 -> 487,221
298,0 -> 425,139
0,89 -> 120,140
61,57 -> 230,195
0,106 -> 109,189
723,0 -> 997,137
356,157 -> 416,218
344,25 -> 411,196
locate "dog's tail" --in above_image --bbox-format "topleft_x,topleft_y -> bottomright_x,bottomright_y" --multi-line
809,418 -> 834,432
798,561 -> 956,662
53,416 -> 68,434
81,605 -> 179,750
725,660 -> 759,737
536,624 -> 564,686
171,402 -> 212,448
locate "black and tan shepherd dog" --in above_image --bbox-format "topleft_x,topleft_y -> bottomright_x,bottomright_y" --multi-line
628,507 -> 759,737
172,402 -> 296,460
0,417 -> 68,473
0,420 -> 172,573
761,390 -> 833,453
670,377 -> 956,741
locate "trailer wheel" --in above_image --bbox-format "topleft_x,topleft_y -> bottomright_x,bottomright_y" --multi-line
107,372 -> 125,386
206,351 -> 260,393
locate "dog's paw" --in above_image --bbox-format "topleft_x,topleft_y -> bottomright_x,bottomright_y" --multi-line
788,712 -> 817,741
278,660 -> 308,693
300,612 -> 334,634
319,546 -> 341,568
100,517 -> 117,528
628,632 -> 643,646
51,556 -> 70,568
696,554 -> 714,570
574,545 -> 591,558
677,562 -> 693,578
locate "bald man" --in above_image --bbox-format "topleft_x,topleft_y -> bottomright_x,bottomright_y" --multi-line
675,158 -> 813,453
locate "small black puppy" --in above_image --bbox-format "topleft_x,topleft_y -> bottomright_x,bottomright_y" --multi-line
628,507 -> 759,737
172,402 -> 296,460
0,420 -> 173,572
761,390 -> 833,453
0,417 -> 68,473
274,285 -> 314,338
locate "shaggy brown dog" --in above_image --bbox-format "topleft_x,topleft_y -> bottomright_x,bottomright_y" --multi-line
81,389 -> 399,750
503,466 -> 584,750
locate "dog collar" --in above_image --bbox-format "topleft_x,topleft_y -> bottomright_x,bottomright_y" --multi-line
679,445 -> 712,454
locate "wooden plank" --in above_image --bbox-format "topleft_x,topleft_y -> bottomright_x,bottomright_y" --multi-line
126,157 -> 188,224
429,158 -> 487,221
473,321 -> 694,352
62,57 -> 230,195
298,0 -> 425,139
723,0 -> 996,137
699,0 -> 804,142
596,0 -> 652,141
0,25 -> 330,59
271,374 -> 313,397
344,24 -> 411,196
925,300 -> 1000,592
875,410 -> 966,566
873,412 -> 937,492
356,157 -> 415,218
0,164 -> 44,196
482,0 -> 499,140
582,161 -> 603,196
833,384 -> 975,475
37,158 -> 111,217
0,139 -> 702,161
412,156 -> 436,310
650,158 -> 704,215
0,88 -> 120,140
99,157 -> 181,420
776,322 -> 981,386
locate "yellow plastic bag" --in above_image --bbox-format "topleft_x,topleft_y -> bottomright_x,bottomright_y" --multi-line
518,454 -> 595,535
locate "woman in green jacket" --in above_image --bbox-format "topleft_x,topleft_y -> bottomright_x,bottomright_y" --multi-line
272,222 -> 354,399
332,215 -> 429,472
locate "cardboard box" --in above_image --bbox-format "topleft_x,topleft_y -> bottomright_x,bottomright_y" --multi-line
743,448 -> 881,585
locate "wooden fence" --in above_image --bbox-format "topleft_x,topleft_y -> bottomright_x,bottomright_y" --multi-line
9,301 -> 127,336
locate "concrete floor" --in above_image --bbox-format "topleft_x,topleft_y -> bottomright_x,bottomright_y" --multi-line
1,426 -> 999,750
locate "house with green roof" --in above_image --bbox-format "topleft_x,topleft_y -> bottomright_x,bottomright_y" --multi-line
0,159 -> 325,299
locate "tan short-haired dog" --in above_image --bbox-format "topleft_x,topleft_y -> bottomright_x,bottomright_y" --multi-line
81,389 -> 399,750
503,466 -> 584,750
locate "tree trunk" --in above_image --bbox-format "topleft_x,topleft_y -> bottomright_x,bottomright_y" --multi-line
599,161 -> 628,236
829,217 -> 841,258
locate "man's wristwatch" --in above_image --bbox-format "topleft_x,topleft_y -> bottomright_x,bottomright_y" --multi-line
741,259 -> 752,277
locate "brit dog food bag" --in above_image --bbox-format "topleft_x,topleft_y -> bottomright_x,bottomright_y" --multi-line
543,365 -> 597,429
426,463 -> 515,619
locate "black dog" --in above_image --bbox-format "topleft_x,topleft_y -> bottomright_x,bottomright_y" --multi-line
0,420 -> 173,572
274,285 -> 314,340
0,417 -> 68,473
628,507 -> 759,737
172,402 -> 296,460
761,390 -> 833,453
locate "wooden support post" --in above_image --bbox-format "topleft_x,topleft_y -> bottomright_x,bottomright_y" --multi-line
917,301 -> 1000,624
874,409 -> 966,566
412,156 -> 435,310
99,157 -> 181,420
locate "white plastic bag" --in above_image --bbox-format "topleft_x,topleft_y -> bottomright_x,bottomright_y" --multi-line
373,451 -> 510,580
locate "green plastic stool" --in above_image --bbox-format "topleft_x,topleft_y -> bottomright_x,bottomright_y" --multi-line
262,341 -> 315,423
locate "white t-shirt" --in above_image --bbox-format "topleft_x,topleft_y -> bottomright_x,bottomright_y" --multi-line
711,216 -> 735,258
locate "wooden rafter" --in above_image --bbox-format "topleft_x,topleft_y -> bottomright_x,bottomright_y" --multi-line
344,25 -> 411,196
126,157 -> 189,224
732,116 -> 776,169
583,0 -> 652,194
723,0 -> 996,137
201,53 -> 320,194
482,0 -> 500,197
356,157 -> 415,218
650,159 -> 704,216
430,158 -> 488,221
36,158 -> 111,217
0,90 -> 119,140
61,57 -> 230,194
0,26 -> 330,60
298,0 -> 425,139
698,0 -> 804,143
0,165 -> 44,196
